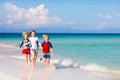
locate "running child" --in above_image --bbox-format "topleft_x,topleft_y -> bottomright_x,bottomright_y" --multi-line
41,34 -> 54,68
19,32 -> 31,64
29,30 -> 42,67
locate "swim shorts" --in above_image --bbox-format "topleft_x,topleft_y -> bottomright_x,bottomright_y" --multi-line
22,48 -> 30,55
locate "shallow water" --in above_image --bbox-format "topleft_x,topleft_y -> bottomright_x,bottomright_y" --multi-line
0,33 -> 120,73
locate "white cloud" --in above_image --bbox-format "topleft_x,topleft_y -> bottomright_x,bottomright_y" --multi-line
5,3 -> 61,26
24,4 -> 49,25
95,13 -> 120,30
5,3 -> 26,24
105,14 -> 112,19
97,13 -> 112,19
97,13 -> 120,19
49,15 -> 61,23
97,22 -> 107,30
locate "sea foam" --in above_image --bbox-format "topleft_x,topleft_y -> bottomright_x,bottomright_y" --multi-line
50,59 -> 61,65
11,55 -> 120,75
80,64 -> 108,72
60,59 -> 73,67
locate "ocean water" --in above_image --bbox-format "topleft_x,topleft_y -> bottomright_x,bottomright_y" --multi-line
0,33 -> 120,73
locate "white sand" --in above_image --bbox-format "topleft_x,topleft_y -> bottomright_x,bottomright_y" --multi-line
0,45 -> 120,80
0,72 -> 19,80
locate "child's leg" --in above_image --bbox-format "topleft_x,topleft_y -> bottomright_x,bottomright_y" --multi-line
31,59 -> 34,67
46,58 -> 50,68
32,51 -> 38,67
28,48 -> 31,62
33,53 -> 37,66
25,54 -> 28,64
31,50 -> 36,67
28,55 -> 31,63
42,58 -> 46,62
31,54 -> 36,67
34,50 -> 38,65
42,54 -> 47,62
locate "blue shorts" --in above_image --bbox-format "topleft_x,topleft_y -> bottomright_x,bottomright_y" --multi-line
43,54 -> 51,59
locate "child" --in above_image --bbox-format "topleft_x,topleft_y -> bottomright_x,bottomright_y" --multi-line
29,30 -> 42,67
41,34 -> 54,68
19,32 -> 31,64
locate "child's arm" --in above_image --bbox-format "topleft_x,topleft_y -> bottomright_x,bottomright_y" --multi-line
50,42 -> 54,57
39,42 -> 43,49
19,40 -> 23,48
37,37 -> 43,49
39,41 -> 43,49
51,48 -> 54,57
24,42 -> 30,46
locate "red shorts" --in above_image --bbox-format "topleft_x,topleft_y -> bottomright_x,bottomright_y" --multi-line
22,48 -> 30,55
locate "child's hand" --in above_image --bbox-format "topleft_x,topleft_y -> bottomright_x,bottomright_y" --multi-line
52,53 -> 55,57
24,42 -> 30,45
19,47 -> 21,49
40,44 -> 43,49
28,42 -> 31,44
40,46 -> 43,49
24,43 -> 27,45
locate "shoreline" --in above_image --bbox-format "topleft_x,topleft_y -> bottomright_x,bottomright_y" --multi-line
0,45 -> 120,80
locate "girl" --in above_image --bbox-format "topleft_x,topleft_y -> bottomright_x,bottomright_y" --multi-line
29,30 -> 42,67
20,32 -> 31,64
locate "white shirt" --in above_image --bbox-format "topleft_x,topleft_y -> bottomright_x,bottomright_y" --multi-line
29,37 -> 40,50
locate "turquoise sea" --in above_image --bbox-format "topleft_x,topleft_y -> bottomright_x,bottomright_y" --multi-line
0,33 -> 120,73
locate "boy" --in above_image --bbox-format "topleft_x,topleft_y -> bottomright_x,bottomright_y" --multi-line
41,35 -> 54,68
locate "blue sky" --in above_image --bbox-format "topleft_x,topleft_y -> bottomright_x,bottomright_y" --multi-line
0,0 -> 120,33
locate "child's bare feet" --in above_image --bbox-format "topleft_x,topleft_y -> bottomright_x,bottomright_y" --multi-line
40,58 -> 42,61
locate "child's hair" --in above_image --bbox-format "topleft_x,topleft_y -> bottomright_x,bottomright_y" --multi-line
22,32 -> 29,43
29,30 -> 36,37
22,32 -> 28,37
43,34 -> 49,39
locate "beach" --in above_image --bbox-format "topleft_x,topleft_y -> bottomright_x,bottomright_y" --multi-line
0,0 -> 120,79
0,45 -> 120,80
